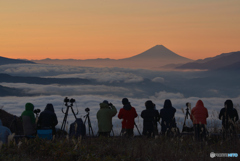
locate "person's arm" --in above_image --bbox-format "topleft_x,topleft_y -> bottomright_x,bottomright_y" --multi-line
206,108 -> 209,118
30,112 -> 36,124
190,109 -> 194,121
234,109 -> 239,122
110,105 -> 117,117
219,109 -> 223,120
118,109 -> 123,119
140,110 -> 145,119
53,113 -> 58,126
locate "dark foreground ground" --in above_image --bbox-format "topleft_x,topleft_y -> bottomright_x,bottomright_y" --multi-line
1,134 -> 240,161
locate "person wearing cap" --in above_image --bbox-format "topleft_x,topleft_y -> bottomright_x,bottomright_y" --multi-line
118,98 -> 138,137
141,100 -> 160,137
97,100 -> 117,137
21,102 -> 36,136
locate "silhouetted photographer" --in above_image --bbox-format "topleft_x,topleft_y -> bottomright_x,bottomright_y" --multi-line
97,100 -> 117,137
219,99 -> 239,139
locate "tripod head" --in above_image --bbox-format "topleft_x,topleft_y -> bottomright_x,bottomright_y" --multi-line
64,97 -> 76,107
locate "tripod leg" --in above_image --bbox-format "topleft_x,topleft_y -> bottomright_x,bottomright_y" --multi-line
134,122 -> 141,136
70,106 -> 77,120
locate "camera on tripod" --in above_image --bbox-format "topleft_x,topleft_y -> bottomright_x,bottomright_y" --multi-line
64,97 -> 75,106
85,107 -> 90,112
33,109 -> 41,115
182,102 -> 194,133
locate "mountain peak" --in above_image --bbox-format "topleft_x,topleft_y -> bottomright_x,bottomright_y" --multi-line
125,45 -> 191,61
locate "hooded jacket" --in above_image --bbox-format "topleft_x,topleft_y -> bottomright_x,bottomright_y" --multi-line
0,119 -> 12,144
37,104 -> 58,133
118,103 -> 138,129
160,99 -> 177,132
97,103 -> 117,132
190,100 -> 208,124
141,101 -> 160,135
69,118 -> 86,138
219,100 -> 239,129
21,103 -> 36,135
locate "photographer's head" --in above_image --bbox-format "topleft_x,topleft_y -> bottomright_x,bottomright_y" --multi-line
45,103 -> 54,112
145,100 -> 154,109
103,100 -> 109,105
225,99 -> 233,109
122,98 -> 130,105
25,102 -> 34,111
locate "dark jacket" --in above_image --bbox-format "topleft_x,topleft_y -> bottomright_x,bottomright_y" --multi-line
21,103 -> 36,135
37,104 -> 58,134
141,101 -> 160,136
160,99 -> 176,133
219,100 -> 239,129
69,118 -> 86,138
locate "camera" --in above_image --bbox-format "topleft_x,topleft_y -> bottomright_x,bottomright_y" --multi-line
64,97 -> 70,103
70,98 -> 75,103
85,107 -> 90,112
33,109 -> 41,114
64,97 -> 75,106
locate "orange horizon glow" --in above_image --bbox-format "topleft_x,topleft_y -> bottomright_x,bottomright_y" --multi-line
1,0 -> 240,61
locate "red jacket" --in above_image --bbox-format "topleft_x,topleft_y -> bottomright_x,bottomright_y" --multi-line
190,100 -> 208,124
118,106 -> 138,129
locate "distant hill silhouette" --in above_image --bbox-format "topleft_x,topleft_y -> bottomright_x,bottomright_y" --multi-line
176,51 -> 240,70
0,84 -> 25,96
0,56 -> 35,65
33,45 -> 193,69
0,73 -> 91,85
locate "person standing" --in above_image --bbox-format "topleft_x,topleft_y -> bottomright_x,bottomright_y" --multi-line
141,100 -> 160,137
37,103 -> 58,135
190,100 -> 208,141
159,99 -> 177,135
118,98 -> 138,137
97,100 -> 117,137
0,119 -> 12,144
219,99 -> 239,138
21,102 -> 36,136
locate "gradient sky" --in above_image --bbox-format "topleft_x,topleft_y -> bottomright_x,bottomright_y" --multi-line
1,0 -> 240,60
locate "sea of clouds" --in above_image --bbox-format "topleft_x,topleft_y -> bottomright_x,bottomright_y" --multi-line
0,63 -> 239,135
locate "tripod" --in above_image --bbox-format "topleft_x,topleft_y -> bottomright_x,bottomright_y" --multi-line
182,103 -> 194,133
83,110 -> 94,136
61,98 -> 78,132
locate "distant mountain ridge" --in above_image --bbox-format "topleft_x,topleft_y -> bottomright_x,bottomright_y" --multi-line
176,51 -> 240,70
0,73 -> 90,85
33,45 -> 193,69
0,56 -> 35,65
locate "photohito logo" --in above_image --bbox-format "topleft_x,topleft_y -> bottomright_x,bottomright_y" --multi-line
210,152 -> 238,158
210,152 -> 215,158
